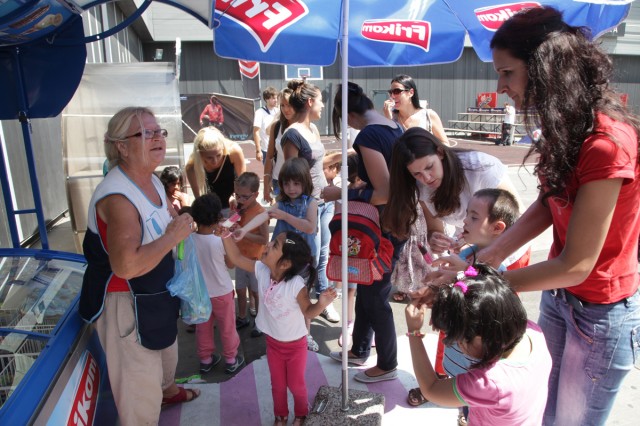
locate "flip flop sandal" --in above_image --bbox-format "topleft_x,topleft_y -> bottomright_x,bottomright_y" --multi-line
407,387 -> 429,407
162,387 -> 200,406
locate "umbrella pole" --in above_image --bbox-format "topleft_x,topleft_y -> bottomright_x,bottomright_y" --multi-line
340,0 -> 350,412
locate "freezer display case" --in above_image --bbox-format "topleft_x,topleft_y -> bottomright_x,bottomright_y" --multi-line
0,249 -> 116,425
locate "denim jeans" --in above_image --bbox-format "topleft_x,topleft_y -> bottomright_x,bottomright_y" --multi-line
314,201 -> 334,294
538,288 -> 640,426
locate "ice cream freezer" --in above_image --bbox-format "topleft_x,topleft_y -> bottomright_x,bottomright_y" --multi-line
0,248 -> 116,425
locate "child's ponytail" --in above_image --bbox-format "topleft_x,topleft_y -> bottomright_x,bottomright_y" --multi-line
278,231 -> 317,288
431,263 -> 528,369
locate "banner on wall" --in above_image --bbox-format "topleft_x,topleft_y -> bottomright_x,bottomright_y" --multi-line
180,93 -> 254,143
476,92 -> 497,109
239,60 -> 261,100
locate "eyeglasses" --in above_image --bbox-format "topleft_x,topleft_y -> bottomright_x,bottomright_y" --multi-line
387,88 -> 409,96
234,192 -> 256,201
125,129 -> 168,140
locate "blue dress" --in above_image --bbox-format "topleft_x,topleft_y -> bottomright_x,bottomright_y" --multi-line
272,195 -> 317,256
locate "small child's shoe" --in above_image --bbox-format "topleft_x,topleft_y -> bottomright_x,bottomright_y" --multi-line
200,354 -> 222,373
225,355 -> 245,374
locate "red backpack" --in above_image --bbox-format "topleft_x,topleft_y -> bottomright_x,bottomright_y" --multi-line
327,201 -> 394,285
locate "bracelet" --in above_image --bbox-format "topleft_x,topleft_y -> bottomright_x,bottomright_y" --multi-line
406,330 -> 425,338
264,173 -> 271,177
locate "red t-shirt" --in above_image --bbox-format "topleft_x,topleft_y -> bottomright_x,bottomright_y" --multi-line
546,114 -> 639,303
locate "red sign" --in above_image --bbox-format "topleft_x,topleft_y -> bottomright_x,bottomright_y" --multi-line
216,0 -> 309,51
620,93 -> 628,107
361,20 -> 431,51
477,92 -> 498,108
475,2 -> 541,31
239,60 -> 260,79
67,353 -> 100,426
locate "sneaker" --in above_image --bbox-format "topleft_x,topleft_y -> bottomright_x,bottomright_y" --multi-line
329,351 -> 369,366
199,354 -> 222,373
338,320 -> 354,347
307,334 -> 319,352
321,304 -> 340,323
251,324 -> 264,337
236,316 -> 251,329
224,355 -> 245,374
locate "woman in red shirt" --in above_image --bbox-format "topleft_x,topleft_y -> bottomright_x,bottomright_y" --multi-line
477,7 -> 640,426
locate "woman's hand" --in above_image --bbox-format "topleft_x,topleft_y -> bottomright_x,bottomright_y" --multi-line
383,99 -> 395,119
429,232 -> 457,254
476,245 -> 505,270
432,255 -> 468,271
166,212 -> 194,243
405,298 -> 428,333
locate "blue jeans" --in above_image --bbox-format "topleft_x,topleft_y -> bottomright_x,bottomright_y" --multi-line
314,201 -> 334,294
538,288 -> 640,426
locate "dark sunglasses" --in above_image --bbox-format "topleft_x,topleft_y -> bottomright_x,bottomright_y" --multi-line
387,88 -> 409,96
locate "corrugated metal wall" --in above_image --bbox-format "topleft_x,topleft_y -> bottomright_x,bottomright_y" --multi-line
144,42 -> 640,136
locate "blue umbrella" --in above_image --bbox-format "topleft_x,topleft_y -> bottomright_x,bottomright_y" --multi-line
212,0 -> 633,66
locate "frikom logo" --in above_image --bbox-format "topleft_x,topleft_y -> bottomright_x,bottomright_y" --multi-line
361,20 -> 431,52
475,2 -> 541,31
67,352 -> 100,426
215,0 -> 309,52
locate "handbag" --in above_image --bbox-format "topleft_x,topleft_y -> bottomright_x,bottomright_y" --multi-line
166,235 -> 212,324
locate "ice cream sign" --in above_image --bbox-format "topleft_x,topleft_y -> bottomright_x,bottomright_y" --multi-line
361,19 -> 431,52
474,2 -> 541,31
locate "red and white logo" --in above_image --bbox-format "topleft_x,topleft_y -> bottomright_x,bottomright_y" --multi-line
67,353 -> 100,426
216,0 -> 309,52
239,60 -> 260,78
361,20 -> 431,52
475,2 -> 541,31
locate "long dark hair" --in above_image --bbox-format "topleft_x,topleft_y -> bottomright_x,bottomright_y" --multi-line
491,6 -> 640,202
431,263 -> 528,369
391,74 -> 422,110
278,231 -> 318,288
332,82 -> 374,138
382,127 -> 465,238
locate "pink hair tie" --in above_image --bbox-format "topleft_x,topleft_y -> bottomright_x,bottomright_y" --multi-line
464,265 -> 478,277
453,281 -> 468,293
